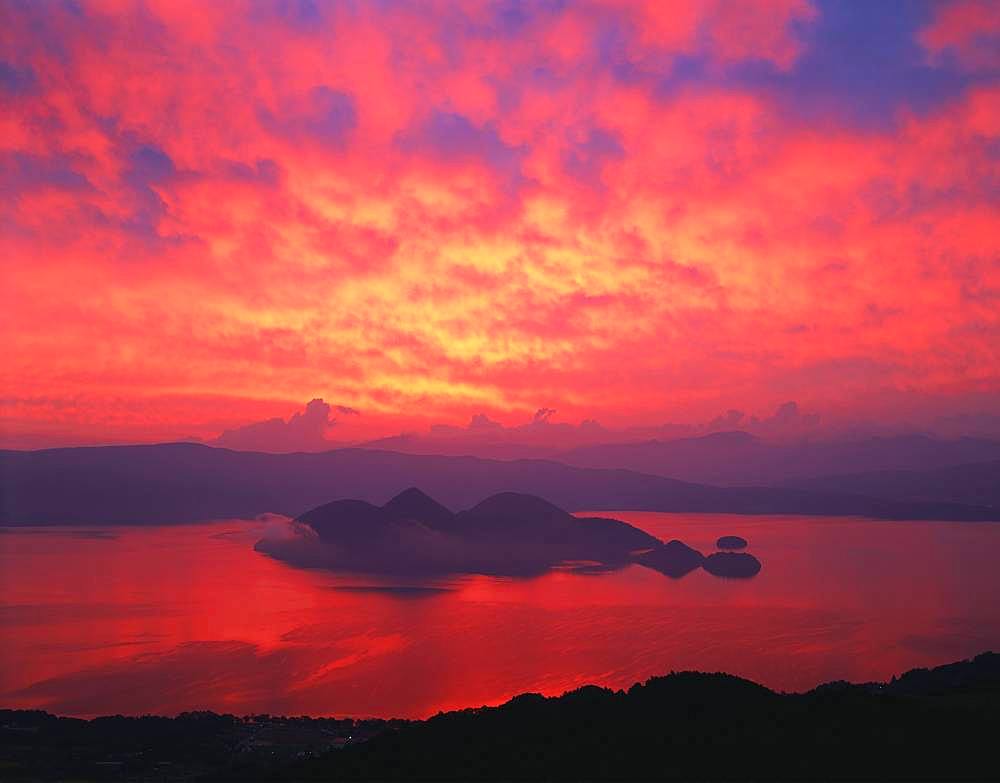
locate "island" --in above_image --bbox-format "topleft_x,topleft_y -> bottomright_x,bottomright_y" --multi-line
256,488 -> 661,577
703,551 -> 763,578
255,488 -> 763,580
635,539 -> 705,578
716,535 -> 748,550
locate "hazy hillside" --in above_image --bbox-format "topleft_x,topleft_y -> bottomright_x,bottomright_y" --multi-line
2,443 -> 998,525
788,459 -> 1000,509
557,432 -> 1000,485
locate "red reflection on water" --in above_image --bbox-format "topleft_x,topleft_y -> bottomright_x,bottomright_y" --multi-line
2,514 -> 999,718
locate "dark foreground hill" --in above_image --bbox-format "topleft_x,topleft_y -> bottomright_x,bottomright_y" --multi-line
2,653 -> 999,781
2,442 -> 998,525
280,652 -> 1000,782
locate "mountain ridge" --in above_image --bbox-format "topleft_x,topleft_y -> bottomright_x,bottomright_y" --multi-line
2,442 -> 998,525
557,432 -> 1000,486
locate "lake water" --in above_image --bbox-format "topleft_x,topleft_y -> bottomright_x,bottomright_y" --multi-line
2,512 -> 999,718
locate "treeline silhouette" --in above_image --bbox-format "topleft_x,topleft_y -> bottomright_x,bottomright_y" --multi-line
279,652 -> 1000,781
3,653 -> 998,781
0,711 -> 402,781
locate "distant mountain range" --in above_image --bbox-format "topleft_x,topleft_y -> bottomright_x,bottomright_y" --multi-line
357,432 -> 559,461
1,441 -> 998,525
787,459 -> 1000,509
556,431 -> 1000,485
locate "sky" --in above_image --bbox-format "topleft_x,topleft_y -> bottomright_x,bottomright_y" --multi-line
1,0 -> 999,449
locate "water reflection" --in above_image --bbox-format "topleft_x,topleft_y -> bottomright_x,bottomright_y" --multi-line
1,513 -> 999,718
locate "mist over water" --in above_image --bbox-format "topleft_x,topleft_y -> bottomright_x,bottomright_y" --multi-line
2,513 -> 999,719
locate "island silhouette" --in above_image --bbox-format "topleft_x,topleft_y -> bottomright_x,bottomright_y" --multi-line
255,488 -> 762,579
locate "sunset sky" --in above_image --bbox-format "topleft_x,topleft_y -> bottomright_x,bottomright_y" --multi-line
2,0 -> 998,448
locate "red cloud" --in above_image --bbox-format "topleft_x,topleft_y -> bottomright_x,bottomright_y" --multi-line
1,1 -> 998,447
920,0 -> 1000,70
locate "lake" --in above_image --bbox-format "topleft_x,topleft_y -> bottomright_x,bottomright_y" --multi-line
2,512 -> 999,718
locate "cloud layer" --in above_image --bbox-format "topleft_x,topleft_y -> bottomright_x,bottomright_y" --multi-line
213,398 -> 356,452
1,0 -> 998,446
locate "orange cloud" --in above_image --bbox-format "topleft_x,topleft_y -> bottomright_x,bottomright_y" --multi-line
1,1 -> 998,447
